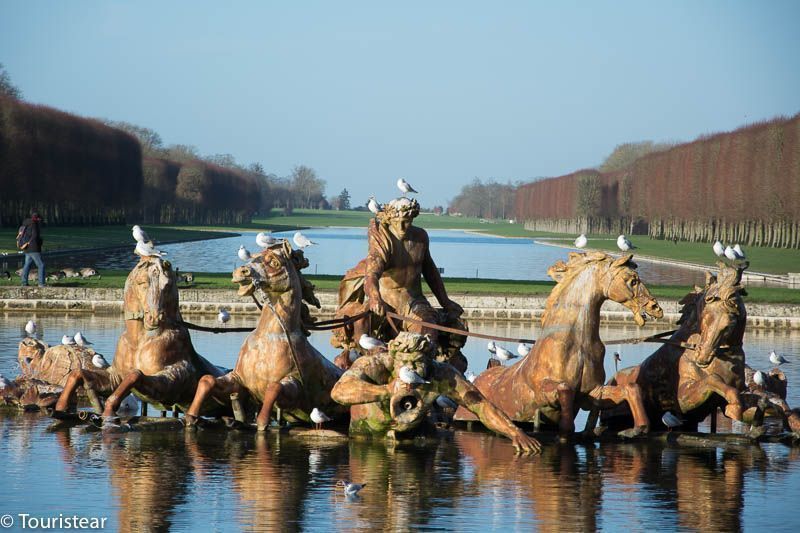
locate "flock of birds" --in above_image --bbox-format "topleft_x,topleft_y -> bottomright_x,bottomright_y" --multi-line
572,233 -> 748,260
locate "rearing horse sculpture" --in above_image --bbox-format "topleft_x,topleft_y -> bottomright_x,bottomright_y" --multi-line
455,252 -> 663,437
184,240 -> 348,430
54,256 -> 225,418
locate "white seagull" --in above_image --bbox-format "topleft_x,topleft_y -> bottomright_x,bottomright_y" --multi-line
436,395 -> 458,409
399,366 -> 429,385
25,320 -> 37,337
753,370 -> 766,387
0,373 -> 11,389
218,309 -> 230,324
724,246 -> 740,261
359,334 -> 386,351
61,334 -> 76,346
574,234 -> 588,249
238,245 -> 251,262
396,178 -> 418,195
487,341 -> 497,354
617,235 -> 634,252
256,232 -> 276,248
493,346 -> 519,363
464,370 -> 477,383
769,350 -> 787,366
517,343 -> 532,357
74,331 -> 93,346
135,240 -> 166,258
117,394 -> 139,415
92,352 -> 110,369
293,231 -> 316,249
733,244 -> 745,259
132,225 -> 151,244
712,240 -> 725,257
368,196 -> 382,215
337,480 -> 366,497
662,411 -> 683,431
310,407 -> 332,430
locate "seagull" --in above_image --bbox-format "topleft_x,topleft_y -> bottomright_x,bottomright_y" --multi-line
713,240 -> 725,257
74,332 -> 93,346
238,245 -> 251,262
0,373 -> 11,389
368,196 -> 382,215
662,411 -> 683,431
753,370 -> 766,387
256,232 -> 276,248
217,309 -> 230,324
617,235 -> 634,252
464,370 -> 477,383
493,346 -> 519,363
135,240 -> 166,258
436,395 -> 458,409
359,334 -> 386,351
517,343 -> 532,357
337,480 -> 366,497
348,349 -> 360,363
733,244 -> 745,259
487,341 -> 497,354
61,334 -> 76,346
310,407 -> 332,430
769,350 -> 787,366
397,178 -> 418,195
613,352 -> 621,372
399,366 -> 429,385
293,231 -> 316,249
132,225 -> 152,244
723,246 -> 738,261
574,234 -> 588,249
117,394 -> 139,415
92,352 -> 110,369
25,320 -> 37,337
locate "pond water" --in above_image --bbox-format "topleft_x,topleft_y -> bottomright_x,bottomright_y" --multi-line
4,227 -> 711,286
1,314 -> 799,531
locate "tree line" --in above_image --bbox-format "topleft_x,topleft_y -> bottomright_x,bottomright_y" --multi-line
448,178 -> 518,219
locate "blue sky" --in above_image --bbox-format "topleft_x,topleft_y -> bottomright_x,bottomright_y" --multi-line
2,1 -> 799,207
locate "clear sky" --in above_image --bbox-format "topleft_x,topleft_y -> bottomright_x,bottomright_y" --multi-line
2,1 -> 799,207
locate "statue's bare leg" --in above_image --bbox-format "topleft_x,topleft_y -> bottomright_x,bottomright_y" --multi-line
184,373 -> 241,426
54,368 -> 114,413
538,379 -> 575,437
678,376 -> 742,421
587,383 -> 650,437
256,377 -> 301,431
102,360 -> 194,417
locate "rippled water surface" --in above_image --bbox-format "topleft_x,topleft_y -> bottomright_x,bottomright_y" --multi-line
4,227 -> 711,286
1,315 -> 799,531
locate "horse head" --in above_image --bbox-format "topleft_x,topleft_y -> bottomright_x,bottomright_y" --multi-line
124,257 -> 179,331
233,240 -> 298,298
603,254 -> 663,326
687,262 -> 747,366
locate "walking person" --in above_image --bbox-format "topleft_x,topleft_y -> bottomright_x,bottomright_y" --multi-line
18,210 -> 45,287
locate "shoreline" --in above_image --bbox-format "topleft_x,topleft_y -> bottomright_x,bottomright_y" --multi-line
2,286 -> 797,329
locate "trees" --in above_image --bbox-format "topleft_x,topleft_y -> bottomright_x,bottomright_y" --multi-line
576,173 -> 601,217
103,121 -> 164,157
599,141 -> 674,172
0,63 -> 22,99
337,188 -> 351,210
290,165 -> 326,208
448,178 -> 517,219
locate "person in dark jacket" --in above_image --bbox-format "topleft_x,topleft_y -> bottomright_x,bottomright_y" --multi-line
20,210 -> 45,287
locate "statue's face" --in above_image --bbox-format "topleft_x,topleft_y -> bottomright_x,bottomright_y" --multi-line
394,350 -> 429,380
388,216 -> 413,239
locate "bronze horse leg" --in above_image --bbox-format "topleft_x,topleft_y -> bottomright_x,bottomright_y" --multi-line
54,368 -> 115,413
587,382 -> 650,437
102,360 -> 194,417
255,378 -> 301,431
184,373 -> 242,426
538,379 -> 576,437
678,375 -> 743,421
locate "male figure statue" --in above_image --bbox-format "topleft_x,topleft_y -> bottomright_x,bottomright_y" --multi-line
331,332 -> 541,455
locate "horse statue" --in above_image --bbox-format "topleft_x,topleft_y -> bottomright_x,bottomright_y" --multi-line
53,256 -> 226,419
184,240 -> 348,431
603,261 -> 800,433
455,252 -> 663,437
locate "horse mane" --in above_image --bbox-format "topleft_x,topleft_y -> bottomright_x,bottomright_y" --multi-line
677,261 -> 748,325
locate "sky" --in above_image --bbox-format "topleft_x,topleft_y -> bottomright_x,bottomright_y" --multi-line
2,1 -> 799,207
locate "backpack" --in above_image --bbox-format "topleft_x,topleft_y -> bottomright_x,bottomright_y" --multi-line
16,224 -> 31,250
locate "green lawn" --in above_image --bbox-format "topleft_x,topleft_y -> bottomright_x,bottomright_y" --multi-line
2,270 -> 798,304
0,225 -> 235,254
550,236 -> 800,276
